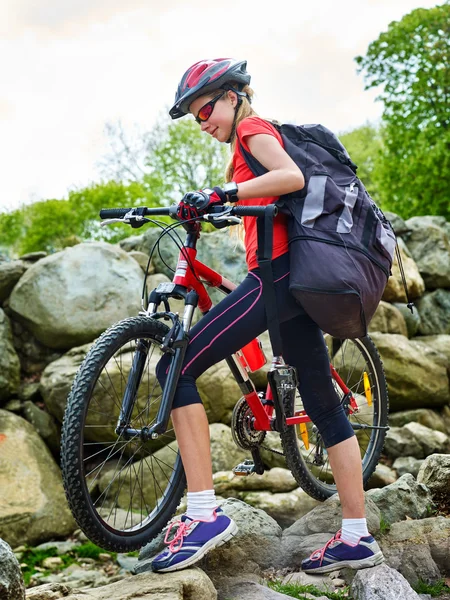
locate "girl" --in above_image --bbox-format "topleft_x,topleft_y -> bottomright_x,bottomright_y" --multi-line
151,58 -> 384,574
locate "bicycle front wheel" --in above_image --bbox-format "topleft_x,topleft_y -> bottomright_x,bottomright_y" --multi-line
61,316 -> 186,552
279,335 -> 389,501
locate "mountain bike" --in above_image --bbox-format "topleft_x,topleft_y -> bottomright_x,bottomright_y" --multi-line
61,203 -> 389,552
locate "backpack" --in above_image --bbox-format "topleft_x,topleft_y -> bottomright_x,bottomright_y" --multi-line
237,122 -> 397,346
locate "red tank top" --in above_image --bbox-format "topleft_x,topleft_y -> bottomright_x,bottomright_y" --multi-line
233,116 -> 289,270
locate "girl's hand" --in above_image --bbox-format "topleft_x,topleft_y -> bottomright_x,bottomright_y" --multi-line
177,188 -> 227,220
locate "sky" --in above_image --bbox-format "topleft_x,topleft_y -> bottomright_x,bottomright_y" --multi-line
0,0 -> 441,212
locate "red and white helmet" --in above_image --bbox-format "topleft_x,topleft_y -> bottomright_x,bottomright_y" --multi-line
169,58 -> 251,119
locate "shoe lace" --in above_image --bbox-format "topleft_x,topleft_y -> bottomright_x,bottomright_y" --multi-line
309,529 -> 342,566
164,519 -> 198,553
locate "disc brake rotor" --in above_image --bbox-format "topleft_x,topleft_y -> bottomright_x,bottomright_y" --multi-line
231,396 -> 266,450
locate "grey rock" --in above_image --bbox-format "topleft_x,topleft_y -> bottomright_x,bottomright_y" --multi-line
0,309 -> 20,402
366,463 -> 397,489
393,302 -> 421,338
25,583 -> 72,600
9,317 -> 62,376
0,260 -> 26,303
389,408 -> 447,433
9,242 -> 144,350
209,423 -> 248,473
379,517 -> 450,584
366,474 -> 434,524
34,541 -> 82,555
369,333 -> 450,410
404,216 -> 450,289
219,580 -> 306,600
351,563 -> 421,599
0,538 -> 25,600
22,401 -> 61,457
417,453 -> 450,501
40,343 -> 91,422
392,457 -> 424,478
213,468 -> 298,495
116,553 -> 139,571
369,301 -> 408,336
0,409 -> 76,547
384,212 -> 410,236
412,334 -> 450,370
20,251 -> 47,262
128,250 -> 154,274
18,382 -> 41,402
416,289 -> 450,336
384,422 -> 449,459
382,238 -> 425,303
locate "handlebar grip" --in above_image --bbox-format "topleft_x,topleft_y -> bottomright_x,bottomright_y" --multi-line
99,207 -> 132,219
232,204 -> 278,218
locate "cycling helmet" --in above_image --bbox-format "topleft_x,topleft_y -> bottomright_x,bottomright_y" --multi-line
169,58 -> 251,119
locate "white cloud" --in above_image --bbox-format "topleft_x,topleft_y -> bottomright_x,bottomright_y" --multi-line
0,0 -> 441,211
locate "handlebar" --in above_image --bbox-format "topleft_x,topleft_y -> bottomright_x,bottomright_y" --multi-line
99,204 -> 277,221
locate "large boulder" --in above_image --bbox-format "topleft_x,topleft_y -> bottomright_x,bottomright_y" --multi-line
0,309 -> 20,402
0,410 -> 76,547
368,301 -> 408,336
411,334 -> 450,369
0,260 -> 26,304
368,333 -> 450,410
40,344 -> 91,422
384,422 -> 449,459
366,474 -> 434,524
382,238 -> 425,303
351,563 -> 422,600
404,216 -> 450,289
0,538 -> 25,600
388,408 -> 447,433
416,289 -> 450,335
209,424 -> 248,473
379,517 -> 450,584
9,243 -> 144,350
392,302 -> 421,338
416,453 -> 450,505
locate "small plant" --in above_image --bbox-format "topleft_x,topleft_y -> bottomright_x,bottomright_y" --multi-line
379,515 -> 391,535
73,542 -> 116,561
413,578 -> 450,597
19,547 -> 75,586
425,503 -> 437,518
267,579 -> 352,599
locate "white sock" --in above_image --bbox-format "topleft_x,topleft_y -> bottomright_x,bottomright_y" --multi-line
186,490 -> 217,521
341,518 -> 369,544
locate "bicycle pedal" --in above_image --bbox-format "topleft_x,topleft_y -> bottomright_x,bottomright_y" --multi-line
232,459 -> 255,477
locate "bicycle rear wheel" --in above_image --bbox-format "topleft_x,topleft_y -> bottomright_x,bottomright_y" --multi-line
279,335 -> 388,501
61,316 -> 186,552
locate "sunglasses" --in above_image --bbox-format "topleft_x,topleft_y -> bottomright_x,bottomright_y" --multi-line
195,91 -> 225,124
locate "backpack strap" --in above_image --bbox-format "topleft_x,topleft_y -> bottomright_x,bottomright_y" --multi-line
236,131 -> 283,357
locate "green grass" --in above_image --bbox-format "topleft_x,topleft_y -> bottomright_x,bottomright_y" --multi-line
379,515 -> 391,535
267,580 -> 352,599
413,579 -> 450,597
19,542 -> 117,586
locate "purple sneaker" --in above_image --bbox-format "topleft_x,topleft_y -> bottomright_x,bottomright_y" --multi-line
151,508 -> 238,573
302,530 -> 384,574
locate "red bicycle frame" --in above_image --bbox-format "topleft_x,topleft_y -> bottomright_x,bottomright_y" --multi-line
163,244 -> 358,434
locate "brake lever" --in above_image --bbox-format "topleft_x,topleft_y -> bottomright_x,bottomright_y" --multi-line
100,209 -> 150,228
100,218 -> 129,227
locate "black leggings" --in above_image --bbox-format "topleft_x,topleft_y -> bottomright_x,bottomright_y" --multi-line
156,252 -> 354,448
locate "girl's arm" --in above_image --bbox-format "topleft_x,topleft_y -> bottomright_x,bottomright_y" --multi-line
234,133 -> 305,200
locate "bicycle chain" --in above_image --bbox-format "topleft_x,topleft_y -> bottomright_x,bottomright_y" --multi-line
260,443 -> 285,457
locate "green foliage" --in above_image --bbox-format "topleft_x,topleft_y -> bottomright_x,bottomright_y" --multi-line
18,543 -> 116,586
339,122 -> 383,200
379,514 -> 391,535
356,3 -> 450,219
1,116 -> 227,256
413,578 -> 450,597
143,118 -> 229,203
268,579 -> 352,599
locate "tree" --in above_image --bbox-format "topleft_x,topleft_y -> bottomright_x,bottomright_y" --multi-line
99,114 -> 229,204
356,3 -> 450,219
339,123 -> 383,201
